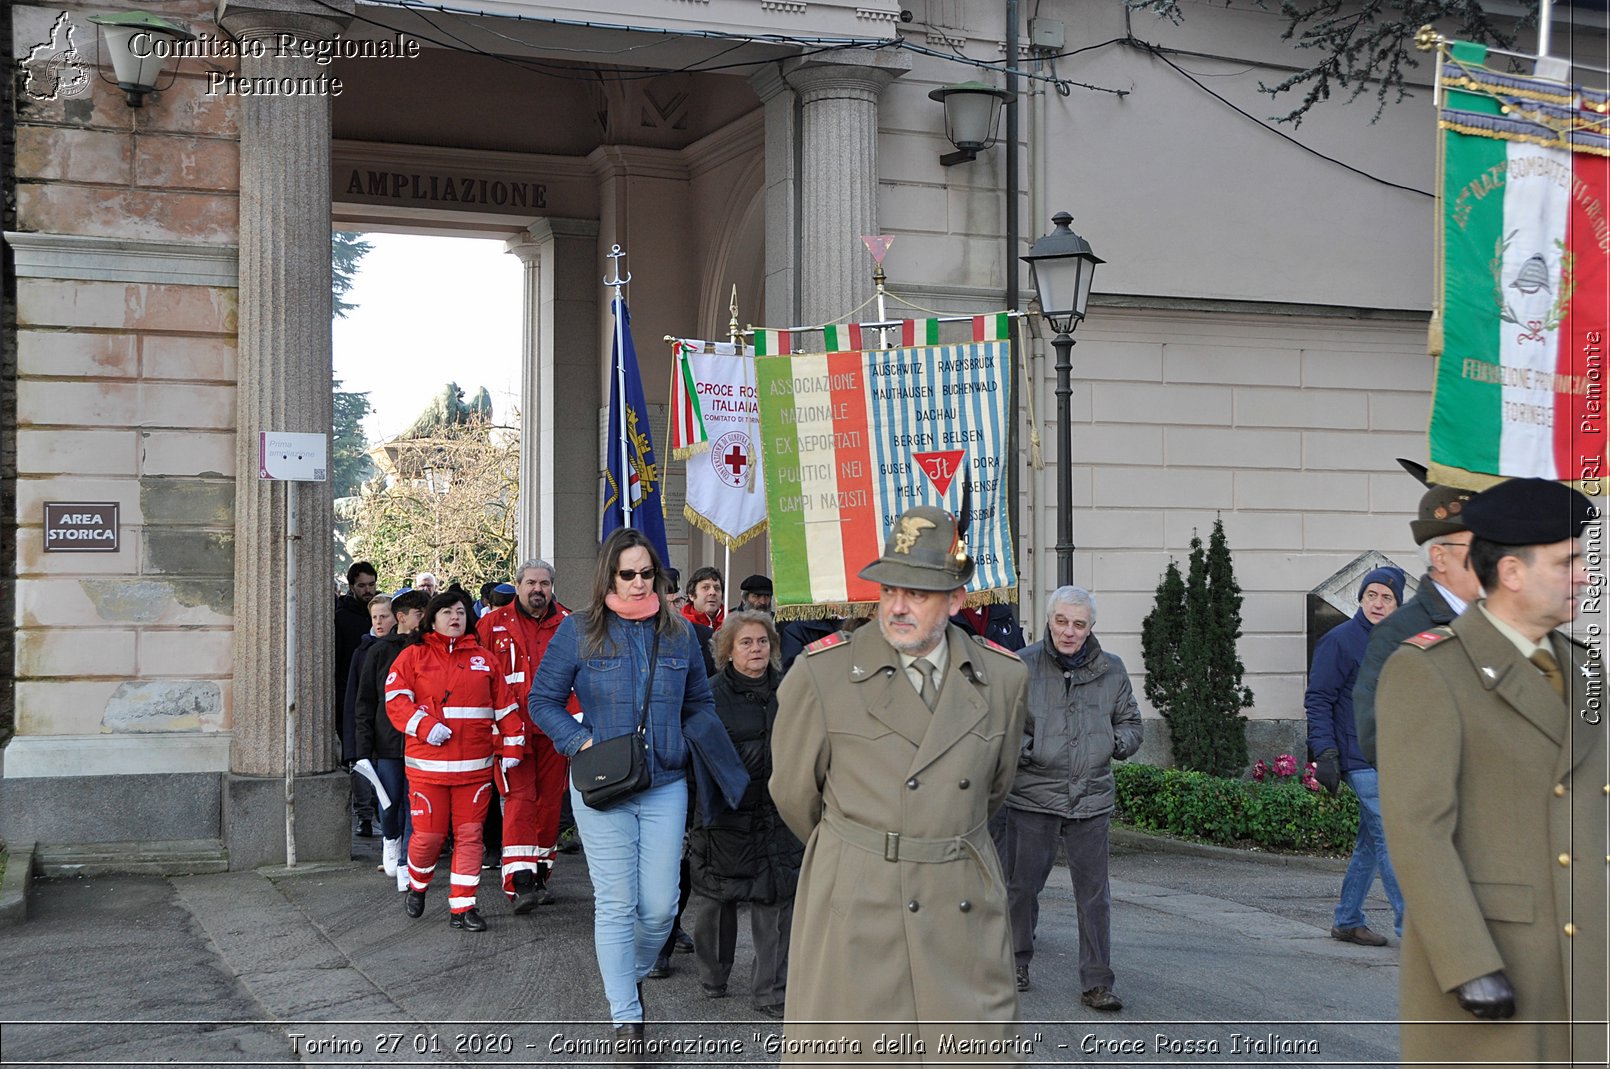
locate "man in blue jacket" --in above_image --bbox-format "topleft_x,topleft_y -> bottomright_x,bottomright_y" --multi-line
1306,565 -> 1406,947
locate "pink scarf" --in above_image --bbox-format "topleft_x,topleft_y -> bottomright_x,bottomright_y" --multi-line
606,591 -> 661,620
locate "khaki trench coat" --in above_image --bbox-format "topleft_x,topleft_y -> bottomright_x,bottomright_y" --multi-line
1378,606 -> 1607,1068
770,622 -> 1028,1065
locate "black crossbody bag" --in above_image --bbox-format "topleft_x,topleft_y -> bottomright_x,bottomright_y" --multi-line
570,631 -> 658,810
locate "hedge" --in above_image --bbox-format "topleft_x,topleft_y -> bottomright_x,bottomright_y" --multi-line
1113,763 -> 1360,854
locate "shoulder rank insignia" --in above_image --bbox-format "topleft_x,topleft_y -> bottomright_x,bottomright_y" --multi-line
971,634 -> 1021,659
1403,627 -> 1454,650
804,631 -> 850,655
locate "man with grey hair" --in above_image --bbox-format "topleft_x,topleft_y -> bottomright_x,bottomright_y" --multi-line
476,558 -> 579,910
1003,586 -> 1142,1010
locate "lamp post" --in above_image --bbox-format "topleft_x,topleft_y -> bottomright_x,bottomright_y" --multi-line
927,81 -> 1011,166
1022,212 -> 1103,587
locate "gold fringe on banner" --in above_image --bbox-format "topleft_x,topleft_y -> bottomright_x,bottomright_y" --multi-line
671,442 -> 711,461
684,506 -> 767,550
1438,119 -> 1610,157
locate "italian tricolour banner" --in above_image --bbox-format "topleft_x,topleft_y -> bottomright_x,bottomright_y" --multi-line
757,341 -> 1016,616
1431,41 -> 1609,489
669,339 -> 767,548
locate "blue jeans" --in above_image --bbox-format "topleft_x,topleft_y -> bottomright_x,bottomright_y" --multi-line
569,777 -> 687,1024
375,758 -> 408,840
1336,768 -> 1404,935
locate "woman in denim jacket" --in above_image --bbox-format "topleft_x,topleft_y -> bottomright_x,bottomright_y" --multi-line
529,528 -> 747,1057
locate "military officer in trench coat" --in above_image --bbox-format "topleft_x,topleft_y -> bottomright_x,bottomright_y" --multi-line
770,505 -> 1029,1064
1377,477 -> 1608,1068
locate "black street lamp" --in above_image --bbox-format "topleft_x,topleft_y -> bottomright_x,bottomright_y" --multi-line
1021,212 -> 1103,588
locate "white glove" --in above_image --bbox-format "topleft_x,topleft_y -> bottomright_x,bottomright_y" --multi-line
501,756 -> 522,772
426,722 -> 452,746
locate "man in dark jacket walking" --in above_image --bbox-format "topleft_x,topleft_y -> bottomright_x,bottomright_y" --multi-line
1352,465 -> 1478,765
1004,586 -> 1142,1010
1306,565 -> 1406,947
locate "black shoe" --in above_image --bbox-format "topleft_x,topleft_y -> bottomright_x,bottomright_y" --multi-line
613,1023 -> 645,1065
645,953 -> 671,979
535,866 -> 557,905
672,927 -> 694,954
404,889 -> 426,918
357,818 -> 374,838
557,825 -> 582,854
755,1003 -> 785,1019
1015,965 -> 1030,991
511,871 -> 542,915
701,983 -> 727,999
449,908 -> 487,932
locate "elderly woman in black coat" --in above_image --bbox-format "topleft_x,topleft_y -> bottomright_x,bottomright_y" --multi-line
686,609 -> 803,1019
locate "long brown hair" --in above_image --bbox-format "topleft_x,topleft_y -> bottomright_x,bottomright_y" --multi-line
582,528 -> 679,654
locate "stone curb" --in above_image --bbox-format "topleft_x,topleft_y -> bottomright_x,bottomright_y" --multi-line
1111,824 -> 1350,873
0,841 -> 37,928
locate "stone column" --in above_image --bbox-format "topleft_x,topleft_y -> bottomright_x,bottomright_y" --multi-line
505,232 -> 543,566
748,66 -> 799,329
508,219 -> 598,591
784,55 -> 909,327
218,0 -> 354,869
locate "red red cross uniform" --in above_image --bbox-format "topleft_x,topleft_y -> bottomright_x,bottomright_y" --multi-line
385,630 -> 522,914
476,600 -> 580,897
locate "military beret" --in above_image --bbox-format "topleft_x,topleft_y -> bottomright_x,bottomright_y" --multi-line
1463,477 -> 1596,545
740,574 -> 773,595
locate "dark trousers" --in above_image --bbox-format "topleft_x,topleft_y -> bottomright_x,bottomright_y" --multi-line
688,893 -> 793,1007
1005,807 -> 1115,991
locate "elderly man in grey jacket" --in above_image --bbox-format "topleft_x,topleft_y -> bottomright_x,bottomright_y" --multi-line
1003,586 -> 1143,1011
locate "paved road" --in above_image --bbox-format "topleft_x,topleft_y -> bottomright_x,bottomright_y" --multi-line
0,836 -> 1402,1068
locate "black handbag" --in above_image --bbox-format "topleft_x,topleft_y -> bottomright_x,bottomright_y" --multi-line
571,632 -> 658,810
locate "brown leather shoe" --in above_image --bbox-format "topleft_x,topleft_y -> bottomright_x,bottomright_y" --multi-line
1015,966 -> 1030,992
1331,925 -> 1389,947
1081,986 -> 1123,1011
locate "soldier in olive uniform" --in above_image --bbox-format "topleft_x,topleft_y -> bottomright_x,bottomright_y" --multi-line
771,505 -> 1029,1064
1377,477 -> 1607,1068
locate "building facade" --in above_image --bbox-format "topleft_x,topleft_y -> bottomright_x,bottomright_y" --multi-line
4,0 -> 1603,864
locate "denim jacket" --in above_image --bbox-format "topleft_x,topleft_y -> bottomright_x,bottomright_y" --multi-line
529,610 -> 716,787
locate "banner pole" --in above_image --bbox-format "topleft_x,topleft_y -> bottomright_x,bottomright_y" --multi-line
605,245 -> 633,527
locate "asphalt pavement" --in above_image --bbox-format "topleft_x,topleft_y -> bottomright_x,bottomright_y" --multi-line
0,832 -> 1403,1068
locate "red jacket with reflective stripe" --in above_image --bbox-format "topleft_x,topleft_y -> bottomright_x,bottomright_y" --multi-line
384,630 -> 522,785
475,600 -> 582,750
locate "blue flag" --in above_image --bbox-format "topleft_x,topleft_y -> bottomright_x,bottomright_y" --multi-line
601,298 -> 671,563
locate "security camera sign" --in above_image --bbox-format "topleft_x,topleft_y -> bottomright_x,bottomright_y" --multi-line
43,502 -> 119,552
259,431 -> 327,481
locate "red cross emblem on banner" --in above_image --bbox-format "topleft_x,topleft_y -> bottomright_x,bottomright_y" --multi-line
711,430 -> 752,488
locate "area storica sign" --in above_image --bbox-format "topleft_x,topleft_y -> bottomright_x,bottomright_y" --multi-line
43,502 -> 119,552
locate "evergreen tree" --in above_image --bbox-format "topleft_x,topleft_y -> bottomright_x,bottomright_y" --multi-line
1143,519 -> 1253,776
332,231 -> 372,319
1141,558 -> 1186,720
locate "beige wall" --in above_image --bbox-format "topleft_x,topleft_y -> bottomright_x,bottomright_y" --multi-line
9,1 -> 240,771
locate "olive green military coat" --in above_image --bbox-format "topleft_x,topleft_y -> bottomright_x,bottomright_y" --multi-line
1377,607 -> 1607,1068
770,622 -> 1028,1065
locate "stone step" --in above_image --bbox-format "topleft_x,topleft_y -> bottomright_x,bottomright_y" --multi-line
36,839 -> 229,877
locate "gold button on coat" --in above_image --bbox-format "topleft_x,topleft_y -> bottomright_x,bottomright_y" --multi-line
1564,923 -> 1577,937
1559,853 -> 1572,867
1555,784 -> 1567,797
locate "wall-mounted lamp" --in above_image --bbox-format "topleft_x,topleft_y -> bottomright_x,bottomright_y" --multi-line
927,81 -> 1011,166
88,10 -> 195,107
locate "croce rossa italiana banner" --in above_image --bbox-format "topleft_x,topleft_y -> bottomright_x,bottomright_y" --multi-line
1431,41 -> 1609,489
757,341 -> 1016,615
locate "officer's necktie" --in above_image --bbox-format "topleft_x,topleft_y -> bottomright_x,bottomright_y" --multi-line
912,657 -> 939,711
1529,648 -> 1566,701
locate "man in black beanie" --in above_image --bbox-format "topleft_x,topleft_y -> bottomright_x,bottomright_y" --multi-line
1377,477 -> 1605,1067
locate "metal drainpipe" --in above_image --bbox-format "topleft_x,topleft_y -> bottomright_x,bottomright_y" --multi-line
1005,0 -> 1022,610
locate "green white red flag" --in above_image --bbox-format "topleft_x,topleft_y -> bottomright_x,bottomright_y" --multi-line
757,341 -> 1016,615
1431,42 -> 1609,488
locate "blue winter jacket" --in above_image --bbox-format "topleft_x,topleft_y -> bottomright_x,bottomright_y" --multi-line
1304,608 -> 1375,773
529,610 -> 748,815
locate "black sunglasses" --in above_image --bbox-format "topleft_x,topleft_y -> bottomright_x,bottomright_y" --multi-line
616,567 -> 657,582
